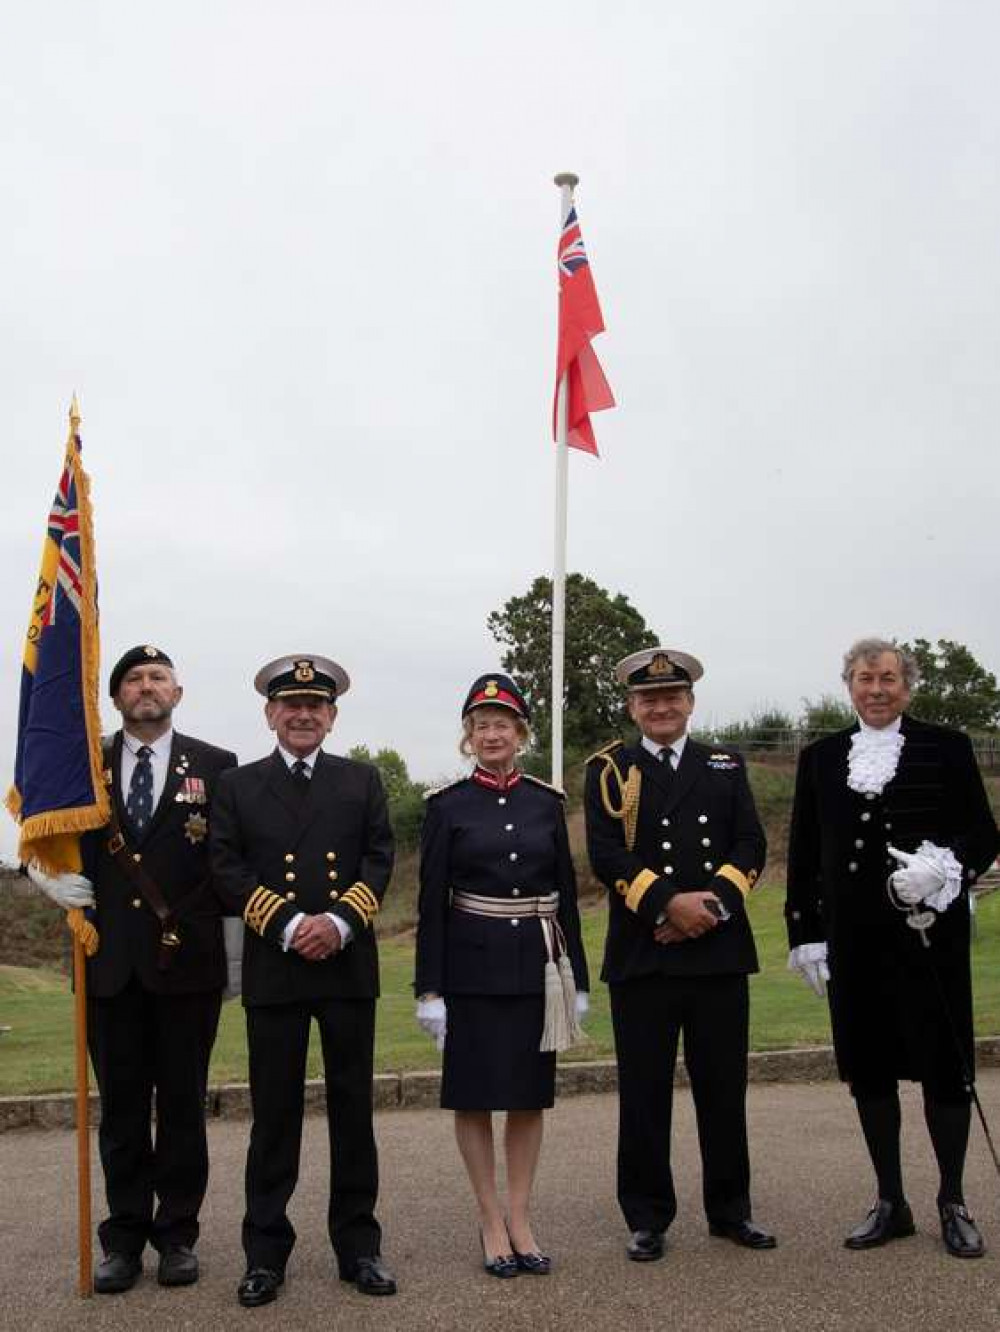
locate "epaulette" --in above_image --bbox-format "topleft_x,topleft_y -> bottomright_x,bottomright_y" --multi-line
521,773 -> 566,799
586,738 -> 625,765
423,777 -> 466,801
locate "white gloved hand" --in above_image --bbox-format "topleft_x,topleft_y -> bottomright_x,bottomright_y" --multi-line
788,941 -> 830,997
416,996 -> 447,1051
575,991 -> 590,1019
888,846 -> 946,906
26,863 -> 95,910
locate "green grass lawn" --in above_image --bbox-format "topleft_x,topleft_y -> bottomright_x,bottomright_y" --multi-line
2,885 -> 999,1096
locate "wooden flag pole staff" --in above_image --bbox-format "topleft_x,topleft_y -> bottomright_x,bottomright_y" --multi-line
73,934 -> 93,1296
551,171 -> 578,791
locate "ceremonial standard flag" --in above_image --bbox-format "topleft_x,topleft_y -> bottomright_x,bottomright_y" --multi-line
6,405 -> 108,931
553,203 -> 615,455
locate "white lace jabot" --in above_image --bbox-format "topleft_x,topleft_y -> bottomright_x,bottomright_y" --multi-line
846,717 -> 905,795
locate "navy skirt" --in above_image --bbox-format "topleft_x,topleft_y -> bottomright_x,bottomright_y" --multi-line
441,994 -> 556,1110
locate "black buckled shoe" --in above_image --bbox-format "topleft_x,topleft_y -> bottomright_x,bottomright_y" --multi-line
237,1267 -> 283,1307
94,1251 -> 142,1294
844,1199 -> 915,1250
513,1247 -> 552,1275
341,1255 -> 397,1296
940,1203 -> 985,1259
157,1244 -> 198,1287
708,1219 -> 777,1250
627,1230 -> 665,1262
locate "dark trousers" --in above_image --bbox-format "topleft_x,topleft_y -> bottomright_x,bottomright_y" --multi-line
242,997 -> 381,1274
610,972 -> 751,1232
87,976 -> 222,1256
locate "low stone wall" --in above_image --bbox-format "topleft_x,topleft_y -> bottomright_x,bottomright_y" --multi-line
3,1037 -> 998,1133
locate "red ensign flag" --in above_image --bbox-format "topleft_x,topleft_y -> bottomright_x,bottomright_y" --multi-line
553,203 -> 615,455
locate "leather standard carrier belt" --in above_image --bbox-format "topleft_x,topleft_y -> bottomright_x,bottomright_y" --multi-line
106,805 -> 194,970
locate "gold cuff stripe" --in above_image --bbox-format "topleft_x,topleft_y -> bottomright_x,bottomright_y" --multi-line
339,882 -> 379,925
245,885 -> 286,936
625,868 -> 659,913
716,864 -> 752,897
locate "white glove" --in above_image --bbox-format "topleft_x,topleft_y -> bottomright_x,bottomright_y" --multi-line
575,991 -> 590,1019
222,917 -> 244,1001
788,941 -> 830,997
416,996 -> 447,1051
26,863 -> 95,910
888,845 -> 946,906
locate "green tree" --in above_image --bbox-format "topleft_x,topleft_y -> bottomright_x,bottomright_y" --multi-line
800,694 -> 855,738
348,745 -> 427,848
900,638 -> 1000,731
486,573 -> 658,753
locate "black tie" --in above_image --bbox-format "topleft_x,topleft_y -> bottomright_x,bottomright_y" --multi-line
126,745 -> 154,833
659,747 -> 676,783
291,759 -> 310,796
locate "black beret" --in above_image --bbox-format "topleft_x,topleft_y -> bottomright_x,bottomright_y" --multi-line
109,645 -> 174,696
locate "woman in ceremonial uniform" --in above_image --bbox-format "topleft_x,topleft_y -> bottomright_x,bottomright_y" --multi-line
414,674 -> 589,1277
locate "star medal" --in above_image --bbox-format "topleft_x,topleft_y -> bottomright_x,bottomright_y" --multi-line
184,811 -> 208,845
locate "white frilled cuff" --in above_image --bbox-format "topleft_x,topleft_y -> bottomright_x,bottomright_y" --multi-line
788,941 -> 828,970
914,840 -> 963,914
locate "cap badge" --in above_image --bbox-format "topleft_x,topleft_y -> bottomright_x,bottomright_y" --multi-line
648,653 -> 674,677
294,660 -> 316,683
485,680 -> 499,698
143,645 -> 159,657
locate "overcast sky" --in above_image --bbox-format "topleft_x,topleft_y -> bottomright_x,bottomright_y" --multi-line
3,2 -> 998,856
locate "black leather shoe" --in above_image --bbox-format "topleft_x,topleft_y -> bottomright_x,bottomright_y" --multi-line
940,1203 -> 985,1259
513,1247 -> 551,1275
237,1267 -> 283,1307
157,1245 -> 199,1287
844,1200 -> 915,1250
341,1255 -> 397,1296
94,1252 -> 142,1294
709,1219 -> 777,1250
627,1230 -> 665,1262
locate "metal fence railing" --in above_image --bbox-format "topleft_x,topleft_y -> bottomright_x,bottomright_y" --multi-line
697,728 -> 1000,770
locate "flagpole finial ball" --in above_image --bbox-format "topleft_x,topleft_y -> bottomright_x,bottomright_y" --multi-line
553,172 -> 579,189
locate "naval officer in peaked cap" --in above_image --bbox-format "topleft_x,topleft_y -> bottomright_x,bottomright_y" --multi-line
584,646 -> 775,1261
211,654 -> 396,1306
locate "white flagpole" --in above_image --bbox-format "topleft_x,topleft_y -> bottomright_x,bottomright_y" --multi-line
551,171 -> 578,790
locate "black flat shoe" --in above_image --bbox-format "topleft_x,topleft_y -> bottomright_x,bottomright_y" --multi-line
340,1255 -> 398,1295
940,1203 -> 985,1259
708,1219 -> 777,1250
157,1244 -> 198,1287
513,1247 -> 552,1275
237,1266 -> 283,1307
626,1229 -> 665,1262
94,1251 -> 142,1294
481,1232 -> 518,1278
844,1199 -> 915,1250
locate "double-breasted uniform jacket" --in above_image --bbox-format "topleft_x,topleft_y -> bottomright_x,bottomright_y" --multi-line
211,750 -> 394,1004
82,731 -> 237,997
415,772 -> 589,999
786,715 -> 999,1086
584,738 -> 765,984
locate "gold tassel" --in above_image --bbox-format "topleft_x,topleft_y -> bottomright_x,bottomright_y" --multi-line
66,907 -> 99,957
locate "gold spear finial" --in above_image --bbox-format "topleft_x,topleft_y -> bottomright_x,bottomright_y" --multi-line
69,394 -> 81,434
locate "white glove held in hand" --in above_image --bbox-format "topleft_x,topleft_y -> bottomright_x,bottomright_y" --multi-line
788,941 -> 830,997
575,991 -> 590,1019
888,845 -> 947,906
27,863 -> 95,910
416,997 -> 447,1051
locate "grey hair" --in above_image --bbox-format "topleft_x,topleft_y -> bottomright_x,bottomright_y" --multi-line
841,638 -> 919,689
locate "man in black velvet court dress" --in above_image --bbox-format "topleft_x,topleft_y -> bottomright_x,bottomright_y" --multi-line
787,637 -> 999,1259
211,654 -> 396,1307
584,645 -> 775,1262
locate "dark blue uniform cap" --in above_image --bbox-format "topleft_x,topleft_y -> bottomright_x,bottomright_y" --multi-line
462,673 -> 530,721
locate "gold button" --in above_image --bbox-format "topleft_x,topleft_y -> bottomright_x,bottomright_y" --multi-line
328,870 -> 338,881
326,851 -> 337,861
284,853 -> 295,863
285,871 -> 296,883
133,853 -> 141,862
131,898 -> 142,909
329,890 -> 339,900
286,891 -> 296,901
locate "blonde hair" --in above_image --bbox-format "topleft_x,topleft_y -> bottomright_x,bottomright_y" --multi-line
459,706 -> 531,758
